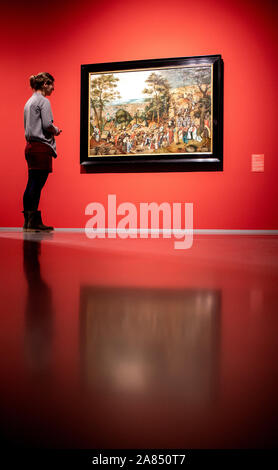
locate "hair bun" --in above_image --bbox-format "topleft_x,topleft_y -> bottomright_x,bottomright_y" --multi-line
29,72 -> 55,90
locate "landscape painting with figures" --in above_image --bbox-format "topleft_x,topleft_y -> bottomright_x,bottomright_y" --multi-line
88,64 -> 213,158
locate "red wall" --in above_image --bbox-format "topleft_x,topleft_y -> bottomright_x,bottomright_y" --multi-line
1,0 -> 278,229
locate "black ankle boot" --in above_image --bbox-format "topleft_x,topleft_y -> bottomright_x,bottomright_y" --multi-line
35,211 -> 54,231
25,211 -> 52,231
22,211 -> 29,231
22,211 -> 42,232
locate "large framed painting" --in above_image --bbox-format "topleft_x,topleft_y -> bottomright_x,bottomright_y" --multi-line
80,55 -> 223,173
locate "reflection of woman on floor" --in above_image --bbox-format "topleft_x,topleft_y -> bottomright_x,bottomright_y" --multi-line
23,234 -> 54,372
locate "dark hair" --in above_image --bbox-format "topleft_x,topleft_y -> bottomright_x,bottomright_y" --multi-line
29,72 -> 55,90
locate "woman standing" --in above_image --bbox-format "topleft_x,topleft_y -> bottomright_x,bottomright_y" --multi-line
23,72 -> 62,231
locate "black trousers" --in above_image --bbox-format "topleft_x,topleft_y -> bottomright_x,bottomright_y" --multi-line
23,170 -> 49,211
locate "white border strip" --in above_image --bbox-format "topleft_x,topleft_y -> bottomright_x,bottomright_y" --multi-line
1,228 -> 278,235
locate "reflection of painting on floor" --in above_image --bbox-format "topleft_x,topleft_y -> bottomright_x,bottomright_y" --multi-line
89,65 -> 212,157
80,287 -> 221,406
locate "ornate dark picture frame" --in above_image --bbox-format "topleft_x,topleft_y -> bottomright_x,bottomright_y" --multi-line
80,55 -> 223,173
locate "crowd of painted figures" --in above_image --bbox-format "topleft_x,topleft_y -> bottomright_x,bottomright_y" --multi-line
90,111 -> 211,155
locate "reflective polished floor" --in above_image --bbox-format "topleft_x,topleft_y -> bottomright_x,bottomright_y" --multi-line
0,231 -> 278,448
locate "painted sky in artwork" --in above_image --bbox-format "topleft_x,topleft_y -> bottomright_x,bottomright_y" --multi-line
90,66 -> 211,105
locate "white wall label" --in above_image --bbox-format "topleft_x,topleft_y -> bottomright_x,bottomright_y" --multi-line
252,154 -> 264,172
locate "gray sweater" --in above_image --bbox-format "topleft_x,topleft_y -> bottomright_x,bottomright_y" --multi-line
24,92 -> 58,156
